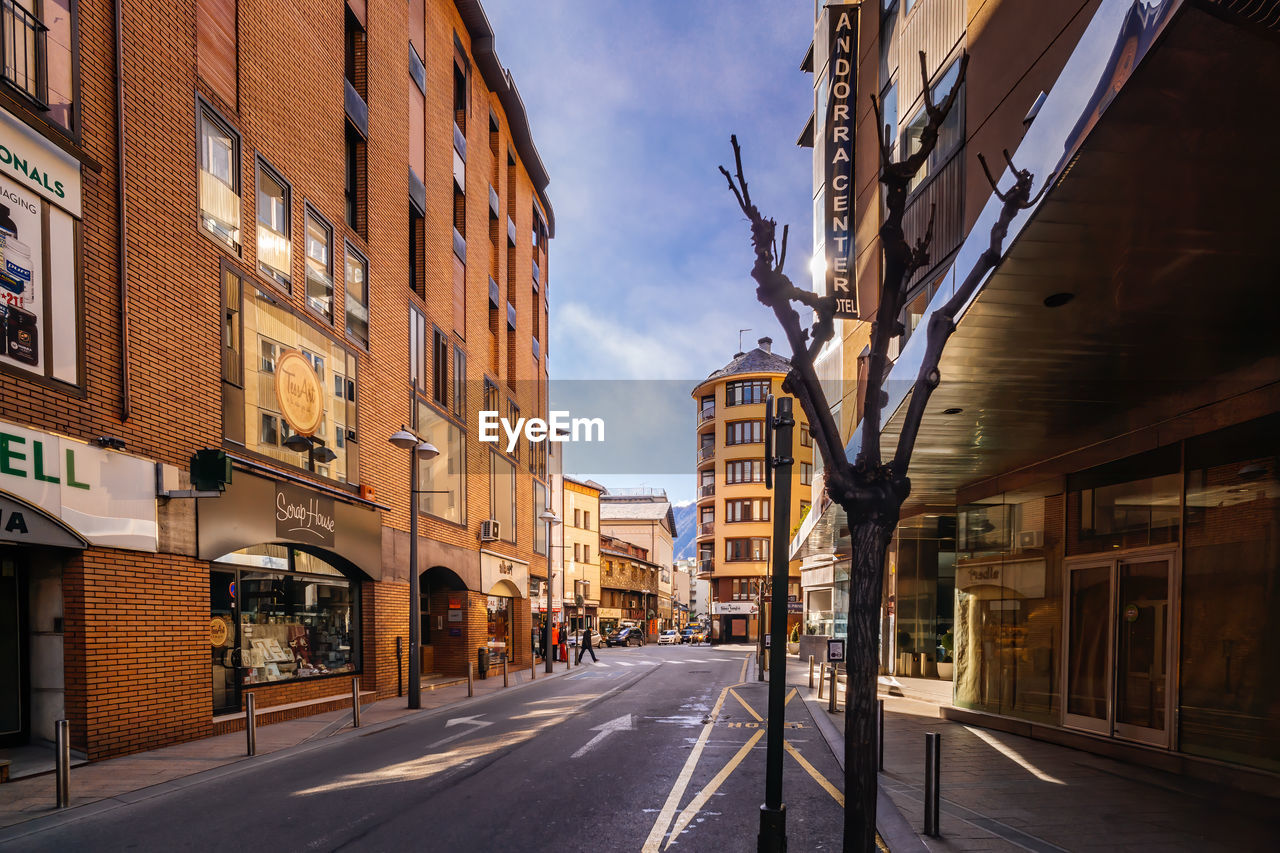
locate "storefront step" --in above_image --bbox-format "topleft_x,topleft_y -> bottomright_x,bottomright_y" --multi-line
211,690 -> 376,735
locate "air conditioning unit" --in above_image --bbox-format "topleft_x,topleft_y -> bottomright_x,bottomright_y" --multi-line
480,519 -> 501,541
1017,530 -> 1044,550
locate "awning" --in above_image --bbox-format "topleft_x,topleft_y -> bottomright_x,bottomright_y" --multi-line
793,0 -> 1280,559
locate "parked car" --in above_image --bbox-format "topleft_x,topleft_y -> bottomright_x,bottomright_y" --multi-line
607,627 -> 645,647
679,628 -> 698,644
657,629 -> 679,645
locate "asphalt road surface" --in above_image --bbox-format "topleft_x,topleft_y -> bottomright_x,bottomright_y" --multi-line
7,646 -> 844,852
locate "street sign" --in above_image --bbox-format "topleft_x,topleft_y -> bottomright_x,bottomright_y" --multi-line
764,634 -> 771,648
827,638 -> 845,662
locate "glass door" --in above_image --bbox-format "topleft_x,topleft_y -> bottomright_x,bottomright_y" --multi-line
210,570 -> 240,714
1062,551 -> 1175,747
1,550 -> 28,745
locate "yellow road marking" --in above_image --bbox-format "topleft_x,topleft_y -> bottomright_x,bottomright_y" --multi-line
663,730 -> 764,849
730,689 -> 762,721
784,739 -> 844,806
739,655 -> 748,683
641,683 -> 735,853
785,687 -> 797,706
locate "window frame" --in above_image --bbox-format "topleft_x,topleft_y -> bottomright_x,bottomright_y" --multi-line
303,203 -> 334,322
343,241 -> 370,350
196,98 -> 242,254
254,155 -> 293,291
432,326 -> 449,408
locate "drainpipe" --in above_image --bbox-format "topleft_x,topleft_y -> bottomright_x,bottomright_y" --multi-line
114,0 -> 131,421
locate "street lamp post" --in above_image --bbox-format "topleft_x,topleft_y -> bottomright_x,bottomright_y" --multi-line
539,508 -> 561,673
389,427 -> 440,710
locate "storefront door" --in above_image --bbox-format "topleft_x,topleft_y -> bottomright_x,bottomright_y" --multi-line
0,549 -> 28,746
1063,550 -> 1176,747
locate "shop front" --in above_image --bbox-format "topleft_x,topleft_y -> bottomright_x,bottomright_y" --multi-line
198,469 -> 381,715
0,418 -> 157,757
713,601 -> 757,643
479,550 -> 530,668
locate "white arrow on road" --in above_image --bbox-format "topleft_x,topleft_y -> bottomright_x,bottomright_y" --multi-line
428,714 -> 493,748
572,714 -> 634,759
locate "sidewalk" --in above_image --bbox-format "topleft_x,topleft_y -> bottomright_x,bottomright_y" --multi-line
0,660 -> 569,830
787,657 -> 1280,852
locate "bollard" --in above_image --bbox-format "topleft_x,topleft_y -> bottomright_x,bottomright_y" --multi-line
564,650 -> 570,672
924,732 -> 941,837
828,665 -> 839,713
503,657 -> 509,687
351,677 -> 361,728
808,655 -> 815,689
467,661 -> 474,698
245,693 -> 257,756
878,699 -> 885,772
817,662 -> 828,699
55,719 -> 70,808
530,659 -> 536,680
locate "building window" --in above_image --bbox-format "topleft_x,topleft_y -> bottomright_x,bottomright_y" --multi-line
507,400 -> 520,461
574,508 -> 581,528
573,542 -> 580,562
199,106 -> 241,250
583,511 -> 591,530
344,243 -> 369,348
725,538 -> 769,562
433,327 -> 449,408
215,546 -> 358,685
231,287 -> 358,482
345,123 -> 365,236
902,59 -> 964,192
453,345 -> 466,418
725,379 -> 770,406
583,545 -> 591,563
489,451 -> 516,543
725,420 -> 763,445
304,207 -> 333,320
800,424 -> 812,447
416,401 -> 466,525
453,48 -> 469,133
409,203 -> 425,298
484,377 -> 499,413
725,498 -> 770,523
255,159 -> 291,289
410,307 -> 427,395
801,462 -> 813,486
725,460 -> 763,485
534,480 -> 547,555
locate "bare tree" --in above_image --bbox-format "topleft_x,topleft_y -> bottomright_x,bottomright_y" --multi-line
721,51 -> 1052,853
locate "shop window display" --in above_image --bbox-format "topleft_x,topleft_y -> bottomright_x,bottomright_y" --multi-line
953,492 -> 1061,723
487,595 -> 512,663
213,546 -> 359,688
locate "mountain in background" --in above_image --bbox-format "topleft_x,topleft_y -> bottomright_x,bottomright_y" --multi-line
672,502 -> 697,560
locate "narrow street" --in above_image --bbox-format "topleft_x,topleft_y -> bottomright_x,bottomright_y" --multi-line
5,647 -> 844,852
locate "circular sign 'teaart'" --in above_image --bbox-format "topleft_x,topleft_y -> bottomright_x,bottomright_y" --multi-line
274,349 -> 324,437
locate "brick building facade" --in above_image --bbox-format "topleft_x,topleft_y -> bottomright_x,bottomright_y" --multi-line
1,0 -> 552,761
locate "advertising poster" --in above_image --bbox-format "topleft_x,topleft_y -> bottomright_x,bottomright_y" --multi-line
0,175 -> 43,374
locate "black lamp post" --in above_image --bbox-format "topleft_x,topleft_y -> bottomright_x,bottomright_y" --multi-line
389,426 -> 439,710
539,508 -> 561,672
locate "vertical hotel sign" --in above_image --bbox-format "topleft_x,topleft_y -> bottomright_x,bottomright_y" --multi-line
824,3 -> 859,319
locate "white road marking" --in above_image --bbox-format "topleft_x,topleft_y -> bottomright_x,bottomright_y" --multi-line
571,714 -> 635,758
428,714 -> 492,748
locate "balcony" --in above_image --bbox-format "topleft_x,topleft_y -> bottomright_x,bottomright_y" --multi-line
2,0 -> 47,109
698,406 -> 715,424
697,559 -> 713,576
699,521 -> 714,536
698,445 -> 715,462
698,483 -> 715,499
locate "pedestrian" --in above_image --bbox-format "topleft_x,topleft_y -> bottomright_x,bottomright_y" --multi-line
576,624 -> 598,664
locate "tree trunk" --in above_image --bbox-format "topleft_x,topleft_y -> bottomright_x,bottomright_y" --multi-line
842,516 -> 892,853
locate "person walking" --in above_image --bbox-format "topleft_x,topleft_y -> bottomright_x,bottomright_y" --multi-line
576,625 -> 598,664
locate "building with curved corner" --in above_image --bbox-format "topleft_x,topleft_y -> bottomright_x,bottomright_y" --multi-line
691,338 -> 812,643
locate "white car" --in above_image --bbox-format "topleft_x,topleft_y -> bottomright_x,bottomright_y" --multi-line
657,630 -> 679,645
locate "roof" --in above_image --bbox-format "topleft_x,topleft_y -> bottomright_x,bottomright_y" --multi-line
699,345 -> 792,386
454,0 -> 555,237
599,500 -> 677,537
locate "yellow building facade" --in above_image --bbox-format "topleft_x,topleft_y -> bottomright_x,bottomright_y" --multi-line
692,339 -> 813,643
562,477 -> 602,631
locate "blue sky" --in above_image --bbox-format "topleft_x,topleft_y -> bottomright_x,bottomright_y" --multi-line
484,1 -> 815,503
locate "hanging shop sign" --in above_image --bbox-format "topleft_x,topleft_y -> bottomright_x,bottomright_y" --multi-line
273,350 -> 324,436
823,3 -> 860,319
0,109 -> 82,217
480,549 -> 528,598
198,470 -> 382,579
0,418 -> 157,550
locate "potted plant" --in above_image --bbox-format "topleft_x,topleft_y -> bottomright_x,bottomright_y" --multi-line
936,631 -> 954,680
787,623 -> 800,655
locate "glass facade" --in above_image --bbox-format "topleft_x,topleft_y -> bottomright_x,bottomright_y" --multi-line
487,595 -> 512,663
888,515 -> 955,677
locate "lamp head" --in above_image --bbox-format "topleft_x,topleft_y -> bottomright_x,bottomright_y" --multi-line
539,509 -> 562,526
388,426 -> 419,450
415,441 -> 440,461
283,433 -> 312,453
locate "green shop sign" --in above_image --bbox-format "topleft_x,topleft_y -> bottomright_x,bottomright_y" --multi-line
0,430 -> 90,489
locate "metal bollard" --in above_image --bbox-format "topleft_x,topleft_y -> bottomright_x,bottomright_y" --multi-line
808,655 -> 815,689
817,662 -> 828,699
503,657 -> 509,687
564,649 -> 570,672
878,699 -> 885,771
828,665 -> 839,713
530,659 -> 535,680
55,719 -> 70,808
467,662 -> 474,698
245,693 -> 257,756
924,732 -> 941,837
351,678 -> 361,728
